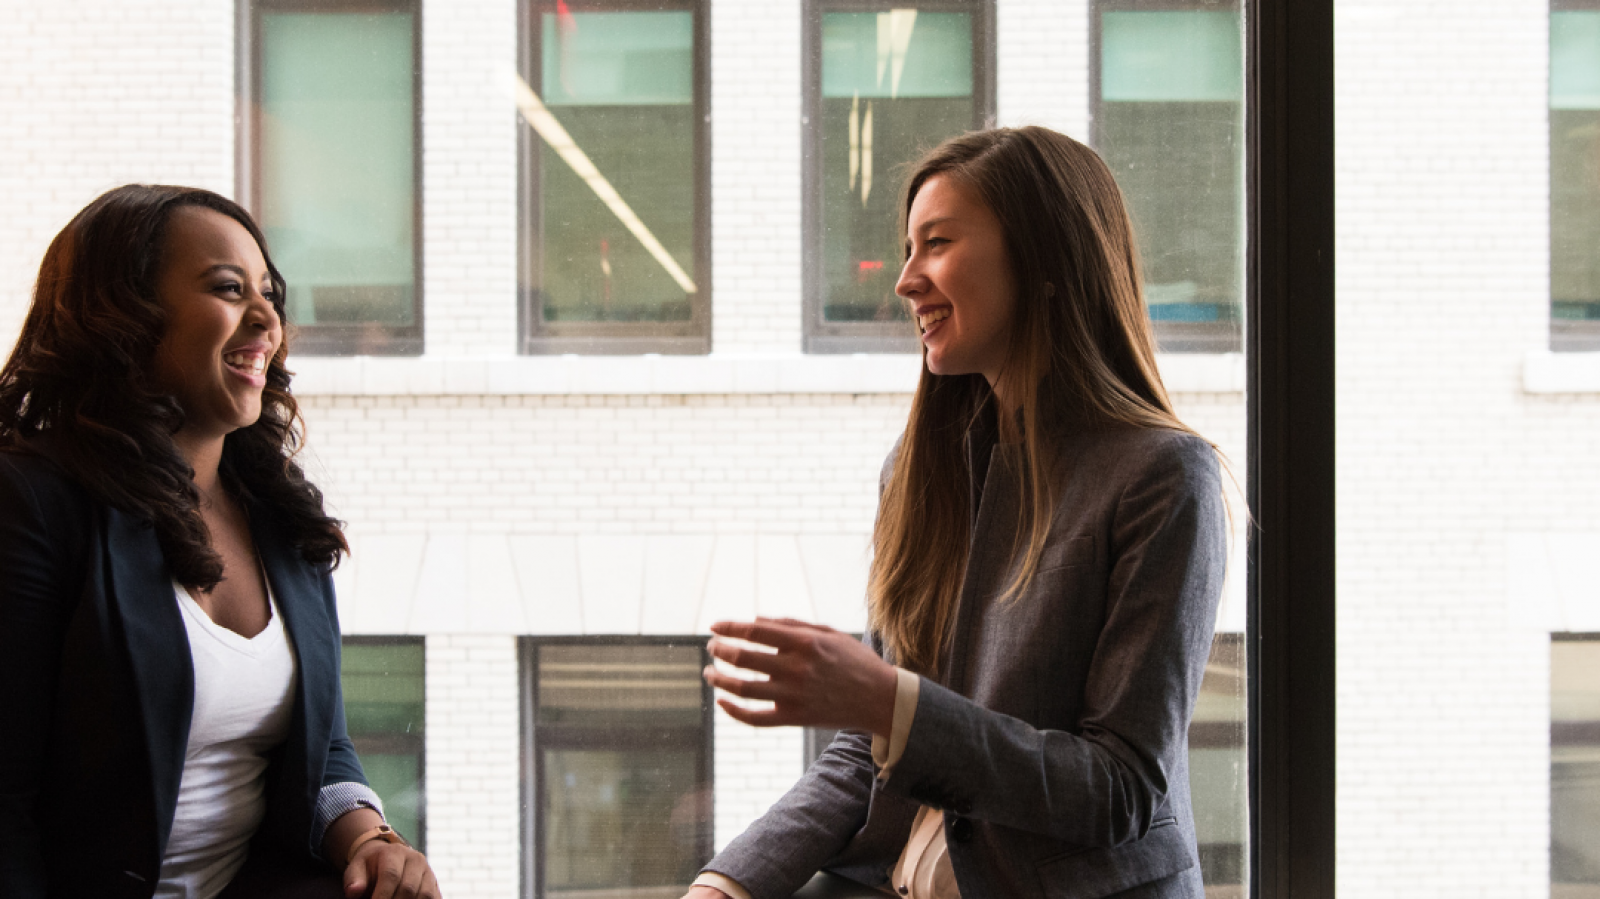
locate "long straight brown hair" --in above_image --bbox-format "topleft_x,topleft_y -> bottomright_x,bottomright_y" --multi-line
869,127 -> 1205,675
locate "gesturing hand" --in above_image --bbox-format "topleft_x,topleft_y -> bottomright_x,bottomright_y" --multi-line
702,617 -> 898,737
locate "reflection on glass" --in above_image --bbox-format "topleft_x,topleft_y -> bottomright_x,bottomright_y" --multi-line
534,644 -> 710,898
1190,633 -> 1247,897
1096,6 -> 1243,347
1551,10 -> 1600,345
259,8 -> 416,331
1553,638 -> 1600,896
535,9 -> 697,324
340,639 -> 426,846
820,9 -> 975,323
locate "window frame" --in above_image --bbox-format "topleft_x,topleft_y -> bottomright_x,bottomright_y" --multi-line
1550,0 -> 1600,351
340,635 -> 428,851
236,0 -> 425,357
800,0 -> 997,354
515,0 -> 712,355
518,635 -> 716,899
1090,0 -> 1245,355
1247,0 -> 1335,896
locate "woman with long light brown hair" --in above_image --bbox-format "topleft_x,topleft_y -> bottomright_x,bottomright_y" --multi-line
682,126 -> 1227,899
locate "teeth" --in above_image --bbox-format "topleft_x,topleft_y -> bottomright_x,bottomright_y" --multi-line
223,352 -> 266,376
918,308 -> 951,330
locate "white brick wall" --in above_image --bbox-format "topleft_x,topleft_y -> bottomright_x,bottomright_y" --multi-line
424,635 -> 522,899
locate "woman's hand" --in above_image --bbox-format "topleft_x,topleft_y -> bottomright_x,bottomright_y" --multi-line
344,839 -> 439,899
703,617 -> 897,736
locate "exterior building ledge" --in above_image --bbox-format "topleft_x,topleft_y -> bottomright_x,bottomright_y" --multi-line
289,351 -> 1246,397
1523,351 -> 1600,394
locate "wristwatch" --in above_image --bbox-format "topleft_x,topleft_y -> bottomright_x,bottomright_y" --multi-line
346,824 -> 410,865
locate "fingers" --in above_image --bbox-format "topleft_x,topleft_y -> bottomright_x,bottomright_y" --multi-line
709,619 -> 820,651
716,696 -> 792,727
370,855 -> 405,899
702,664 -> 783,702
344,861 -> 368,899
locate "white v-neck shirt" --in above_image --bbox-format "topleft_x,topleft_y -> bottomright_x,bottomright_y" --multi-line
156,581 -> 299,899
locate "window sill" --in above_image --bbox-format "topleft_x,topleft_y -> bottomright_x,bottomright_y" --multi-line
1523,351 -> 1600,394
288,352 -> 1246,397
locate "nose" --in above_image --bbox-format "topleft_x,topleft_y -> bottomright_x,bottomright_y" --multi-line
895,254 -> 926,302
245,284 -> 282,334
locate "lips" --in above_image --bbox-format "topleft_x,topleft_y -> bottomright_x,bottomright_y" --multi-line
221,342 -> 272,386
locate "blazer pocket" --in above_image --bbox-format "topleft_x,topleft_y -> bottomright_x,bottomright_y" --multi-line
1035,820 -> 1194,899
1038,534 -> 1095,573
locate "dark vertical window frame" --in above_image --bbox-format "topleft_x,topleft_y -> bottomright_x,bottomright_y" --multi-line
516,0 -> 712,355
339,635 -> 428,851
518,636 -> 716,899
1089,0 -> 1245,354
800,0 -> 996,354
236,0 -> 425,356
1246,0 -> 1335,897
1550,0 -> 1600,350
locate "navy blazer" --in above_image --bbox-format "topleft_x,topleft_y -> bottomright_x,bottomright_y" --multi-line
0,451 -> 367,899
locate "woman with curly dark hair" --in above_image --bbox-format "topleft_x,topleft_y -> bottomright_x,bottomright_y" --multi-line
0,185 -> 439,899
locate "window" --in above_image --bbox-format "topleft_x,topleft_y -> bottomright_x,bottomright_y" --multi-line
1552,2 -> 1600,350
1092,0 -> 1244,353
1191,633 -> 1246,895
522,639 -> 713,898
341,637 -> 426,847
516,1 -> 710,354
243,0 -> 422,355
803,0 -> 995,353
1553,635 -> 1600,894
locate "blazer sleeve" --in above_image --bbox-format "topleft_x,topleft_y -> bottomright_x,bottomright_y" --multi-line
880,435 -> 1227,848
699,720 -> 881,899
0,455 -> 91,897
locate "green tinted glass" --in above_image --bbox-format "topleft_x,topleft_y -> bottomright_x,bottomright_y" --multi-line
1097,9 -> 1243,334
535,11 -> 697,324
260,12 -> 415,329
1551,12 -> 1600,324
1552,640 -> 1600,889
819,10 -> 973,324
341,640 -> 425,845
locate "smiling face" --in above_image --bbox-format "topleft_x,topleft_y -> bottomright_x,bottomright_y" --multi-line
897,175 -> 1019,388
149,206 -> 283,447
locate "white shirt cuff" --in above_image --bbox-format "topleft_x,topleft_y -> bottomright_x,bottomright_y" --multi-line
871,667 -> 921,780
694,871 -> 754,899
311,781 -> 387,858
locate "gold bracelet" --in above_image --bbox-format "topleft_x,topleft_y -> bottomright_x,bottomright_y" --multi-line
346,823 -> 409,866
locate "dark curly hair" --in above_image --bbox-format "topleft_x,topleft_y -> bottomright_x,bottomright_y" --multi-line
0,184 -> 347,589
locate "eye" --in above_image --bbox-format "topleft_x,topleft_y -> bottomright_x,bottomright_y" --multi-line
925,236 -> 950,249
213,280 -> 243,297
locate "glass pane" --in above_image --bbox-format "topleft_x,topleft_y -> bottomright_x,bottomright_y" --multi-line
820,10 -> 974,323
543,748 -> 704,895
1190,634 -> 1247,895
536,644 -> 709,897
1554,639 -> 1600,893
259,11 -> 416,329
1552,11 -> 1600,331
1096,9 -> 1243,339
536,10 -> 697,324
340,640 -> 426,844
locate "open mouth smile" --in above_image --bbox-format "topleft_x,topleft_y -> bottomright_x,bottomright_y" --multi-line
917,307 -> 950,334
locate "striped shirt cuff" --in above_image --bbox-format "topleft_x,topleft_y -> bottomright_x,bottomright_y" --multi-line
312,781 -> 387,858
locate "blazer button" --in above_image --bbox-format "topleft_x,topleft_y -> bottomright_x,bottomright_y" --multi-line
950,817 -> 974,843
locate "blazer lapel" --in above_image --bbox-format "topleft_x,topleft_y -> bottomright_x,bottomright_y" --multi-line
101,507 -> 194,855
945,441 -> 1023,695
251,509 -> 334,834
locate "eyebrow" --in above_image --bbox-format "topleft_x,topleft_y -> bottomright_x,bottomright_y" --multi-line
913,216 -> 957,235
197,263 -> 271,284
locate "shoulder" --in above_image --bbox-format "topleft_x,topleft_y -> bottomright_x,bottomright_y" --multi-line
1076,425 -> 1219,485
0,449 -> 94,533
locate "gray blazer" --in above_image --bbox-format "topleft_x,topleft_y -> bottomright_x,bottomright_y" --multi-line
703,414 -> 1227,899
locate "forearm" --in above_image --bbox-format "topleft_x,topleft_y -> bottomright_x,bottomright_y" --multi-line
322,806 -> 387,866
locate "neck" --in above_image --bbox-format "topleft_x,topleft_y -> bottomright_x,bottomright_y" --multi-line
174,430 -> 227,506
